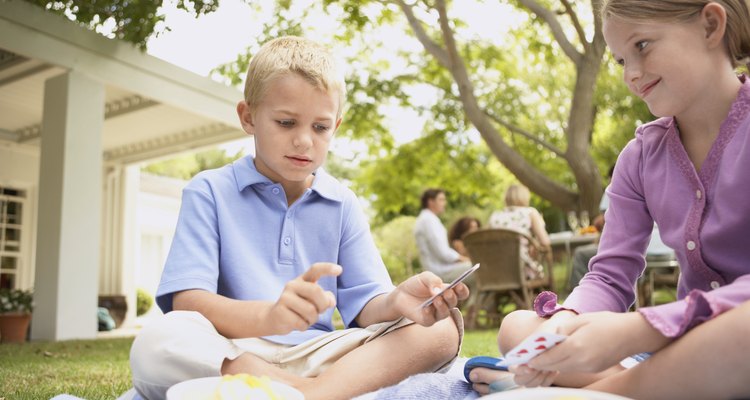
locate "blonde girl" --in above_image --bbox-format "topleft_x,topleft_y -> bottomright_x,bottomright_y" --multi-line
469,1 -> 750,399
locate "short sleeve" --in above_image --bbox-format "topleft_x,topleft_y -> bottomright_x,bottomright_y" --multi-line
156,179 -> 221,313
335,191 -> 395,327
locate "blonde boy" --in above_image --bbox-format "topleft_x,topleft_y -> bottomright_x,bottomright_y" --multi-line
130,36 -> 466,400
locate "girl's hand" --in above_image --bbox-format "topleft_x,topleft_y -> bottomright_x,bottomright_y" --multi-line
507,310 -> 575,387
394,271 -> 470,326
528,311 -> 668,374
265,262 -> 341,334
509,364 -> 558,388
468,367 -> 518,395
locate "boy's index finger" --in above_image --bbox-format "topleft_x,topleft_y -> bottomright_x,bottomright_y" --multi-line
301,262 -> 343,283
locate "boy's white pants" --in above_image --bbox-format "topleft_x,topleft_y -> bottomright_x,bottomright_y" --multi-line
130,310 -> 463,400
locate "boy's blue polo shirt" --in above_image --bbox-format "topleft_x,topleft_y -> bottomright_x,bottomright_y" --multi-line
156,155 -> 395,345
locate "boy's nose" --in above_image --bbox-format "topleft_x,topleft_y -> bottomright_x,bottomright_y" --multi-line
293,130 -> 313,149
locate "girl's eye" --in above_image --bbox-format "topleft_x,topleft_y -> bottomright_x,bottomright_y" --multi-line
277,120 -> 295,127
635,40 -> 649,51
615,57 -> 625,66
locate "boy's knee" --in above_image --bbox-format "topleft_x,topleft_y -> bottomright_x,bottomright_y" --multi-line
436,315 -> 461,354
417,315 -> 461,362
131,311 -> 221,399
497,310 -> 539,354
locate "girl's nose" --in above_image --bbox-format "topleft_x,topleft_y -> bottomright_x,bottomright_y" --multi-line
623,61 -> 641,85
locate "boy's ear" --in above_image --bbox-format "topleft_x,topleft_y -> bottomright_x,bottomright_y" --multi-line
236,101 -> 255,135
701,2 -> 727,48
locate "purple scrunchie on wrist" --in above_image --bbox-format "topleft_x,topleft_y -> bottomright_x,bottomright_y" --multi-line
533,291 -> 577,318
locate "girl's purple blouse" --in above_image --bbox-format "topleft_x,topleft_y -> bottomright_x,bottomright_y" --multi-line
544,76 -> 750,338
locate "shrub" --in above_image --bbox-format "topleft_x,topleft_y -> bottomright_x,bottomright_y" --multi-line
373,216 -> 419,284
0,288 -> 33,314
136,288 -> 153,316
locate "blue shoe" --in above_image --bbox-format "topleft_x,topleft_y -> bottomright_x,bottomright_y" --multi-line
463,356 -> 509,383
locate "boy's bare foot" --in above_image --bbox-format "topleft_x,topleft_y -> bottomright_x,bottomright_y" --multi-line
221,352 -> 312,389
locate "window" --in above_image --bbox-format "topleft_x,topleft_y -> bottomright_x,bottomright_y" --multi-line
0,187 -> 25,289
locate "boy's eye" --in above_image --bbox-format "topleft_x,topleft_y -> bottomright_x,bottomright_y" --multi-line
313,124 -> 331,133
635,40 -> 649,51
277,120 -> 295,127
615,57 -> 625,66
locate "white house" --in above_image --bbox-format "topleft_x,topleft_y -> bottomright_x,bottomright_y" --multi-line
0,0 -> 250,340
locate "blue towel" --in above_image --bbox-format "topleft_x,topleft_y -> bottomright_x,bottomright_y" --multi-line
371,372 -> 476,400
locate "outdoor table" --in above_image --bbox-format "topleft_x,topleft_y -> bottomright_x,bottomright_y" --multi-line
548,231 -> 599,291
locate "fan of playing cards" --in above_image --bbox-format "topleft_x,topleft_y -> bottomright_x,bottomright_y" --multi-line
496,332 -> 567,368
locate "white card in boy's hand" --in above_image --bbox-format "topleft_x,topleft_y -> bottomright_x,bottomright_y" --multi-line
496,332 -> 567,367
419,263 -> 480,309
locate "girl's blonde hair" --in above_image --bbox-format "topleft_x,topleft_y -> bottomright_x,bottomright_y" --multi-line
505,184 -> 531,207
600,0 -> 750,71
243,36 -> 346,119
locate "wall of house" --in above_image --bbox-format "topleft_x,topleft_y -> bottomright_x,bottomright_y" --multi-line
0,143 -> 39,290
134,172 -> 184,320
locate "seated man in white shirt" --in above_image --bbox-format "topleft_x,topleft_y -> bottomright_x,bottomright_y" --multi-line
413,188 -> 473,282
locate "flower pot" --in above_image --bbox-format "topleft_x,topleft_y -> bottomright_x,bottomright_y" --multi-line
0,312 -> 31,343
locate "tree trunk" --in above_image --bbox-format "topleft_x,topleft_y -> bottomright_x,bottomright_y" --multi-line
566,45 -> 607,214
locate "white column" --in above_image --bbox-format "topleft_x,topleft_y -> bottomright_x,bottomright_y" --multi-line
121,165 -> 140,326
98,164 -> 138,328
31,71 -> 104,341
101,165 -> 123,295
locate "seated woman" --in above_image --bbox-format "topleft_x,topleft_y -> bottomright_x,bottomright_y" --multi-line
448,216 -> 481,258
487,184 -> 551,279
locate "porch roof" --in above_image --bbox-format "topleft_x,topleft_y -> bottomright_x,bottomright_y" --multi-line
0,0 -> 246,165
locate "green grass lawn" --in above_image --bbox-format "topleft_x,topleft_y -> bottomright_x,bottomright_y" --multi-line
0,329 -> 499,399
0,337 -> 133,400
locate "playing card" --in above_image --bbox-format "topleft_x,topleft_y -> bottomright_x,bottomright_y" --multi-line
419,263 -> 480,309
496,332 -> 567,367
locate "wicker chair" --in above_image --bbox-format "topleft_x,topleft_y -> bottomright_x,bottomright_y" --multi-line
462,228 -> 552,328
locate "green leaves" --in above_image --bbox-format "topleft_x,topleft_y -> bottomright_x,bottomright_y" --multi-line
24,0 -> 221,50
355,131 -> 509,225
141,148 -> 244,180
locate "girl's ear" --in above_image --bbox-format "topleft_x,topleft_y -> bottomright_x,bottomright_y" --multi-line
701,2 -> 727,48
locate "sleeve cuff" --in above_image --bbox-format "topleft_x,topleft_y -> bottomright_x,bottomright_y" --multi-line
533,291 -> 578,318
639,288 -> 734,338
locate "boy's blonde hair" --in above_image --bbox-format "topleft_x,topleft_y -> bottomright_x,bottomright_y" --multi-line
505,184 -> 531,207
243,36 -> 347,119
600,0 -> 750,71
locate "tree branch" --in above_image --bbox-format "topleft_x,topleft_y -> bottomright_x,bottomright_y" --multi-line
518,0 -> 581,64
560,0 -> 589,52
591,0 -> 605,53
392,0 -> 451,68
483,110 -> 565,157
430,0 -> 573,203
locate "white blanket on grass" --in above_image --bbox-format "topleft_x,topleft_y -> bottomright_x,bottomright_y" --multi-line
108,357 -> 478,400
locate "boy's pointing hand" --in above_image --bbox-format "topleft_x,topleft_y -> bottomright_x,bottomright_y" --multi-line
268,263 -> 341,334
